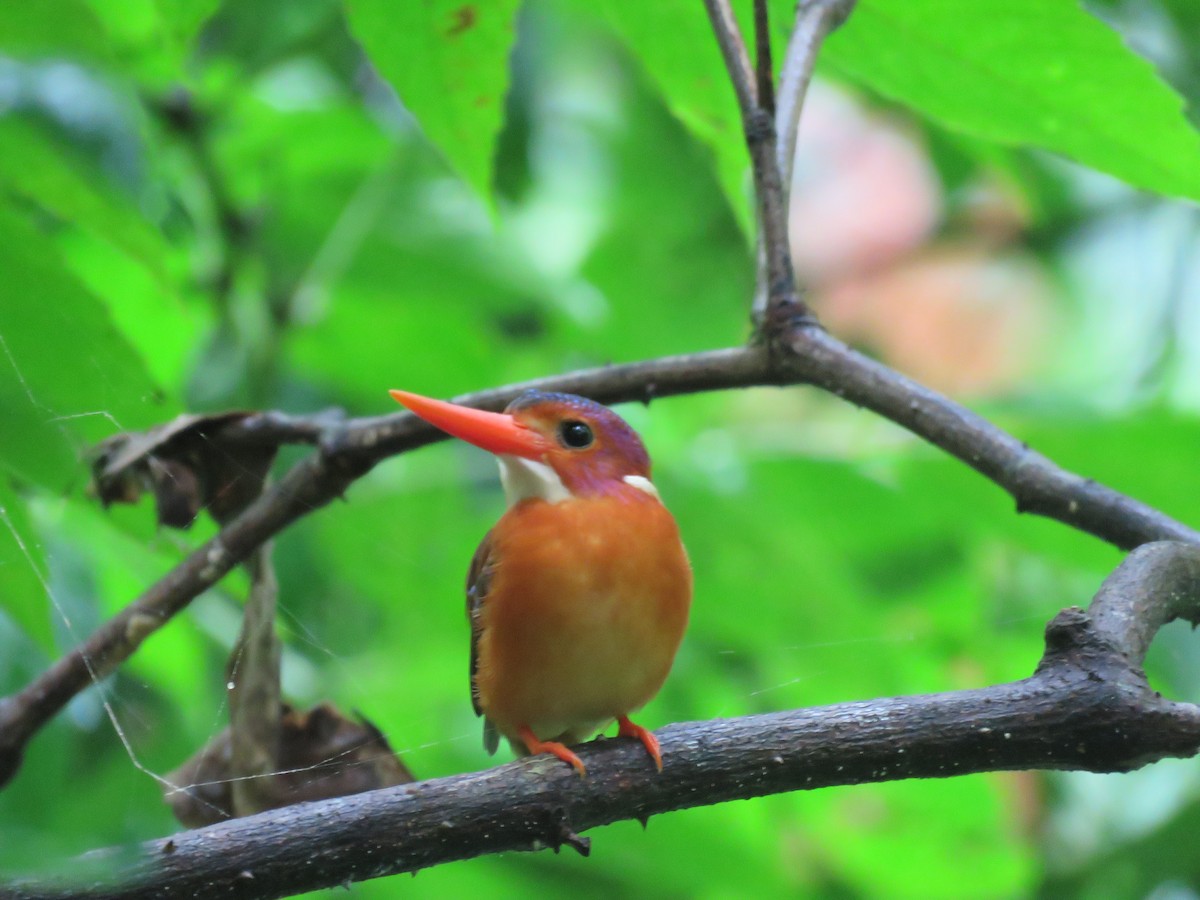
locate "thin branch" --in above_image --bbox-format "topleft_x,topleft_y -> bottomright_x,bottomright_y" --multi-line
701,0 -> 756,114
4,327 -> 1200,788
776,0 -> 857,189
739,0 -> 855,322
753,0 -> 775,117
704,0 -> 806,326
0,348 -> 768,788
10,544 -> 1200,899
775,325 -> 1200,549
218,408 -> 342,448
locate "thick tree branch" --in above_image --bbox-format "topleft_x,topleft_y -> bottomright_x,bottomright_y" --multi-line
1087,539 -> 1200,661
10,544 -> 1200,899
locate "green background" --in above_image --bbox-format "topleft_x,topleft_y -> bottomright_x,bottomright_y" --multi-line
2,0 -> 1200,896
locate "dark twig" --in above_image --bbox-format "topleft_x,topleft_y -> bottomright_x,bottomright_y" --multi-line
776,325 -> 1200,549
701,0 -> 756,113
217,409 -> 343,448
753,0 -> 775,116
10,544 -> 1200,899
704,0 -> 806,325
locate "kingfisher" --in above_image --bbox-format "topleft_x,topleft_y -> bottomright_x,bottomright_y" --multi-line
389,388 -> 692,775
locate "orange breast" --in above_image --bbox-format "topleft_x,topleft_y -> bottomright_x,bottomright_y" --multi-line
474,488 -> 692,744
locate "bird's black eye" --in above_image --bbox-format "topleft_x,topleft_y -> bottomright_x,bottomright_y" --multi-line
558,420 -> 594,449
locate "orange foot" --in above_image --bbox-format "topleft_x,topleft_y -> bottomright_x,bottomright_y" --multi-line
518,725 -> 587,777
617,715 -> 662,772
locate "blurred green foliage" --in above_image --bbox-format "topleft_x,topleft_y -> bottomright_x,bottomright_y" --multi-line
1,1 -> 1199,897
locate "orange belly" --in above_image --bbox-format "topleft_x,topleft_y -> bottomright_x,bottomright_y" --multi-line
474,490 -> 691,746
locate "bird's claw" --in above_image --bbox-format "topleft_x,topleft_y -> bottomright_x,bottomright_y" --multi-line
519,725 -> 587,777
617,715 -> 662,772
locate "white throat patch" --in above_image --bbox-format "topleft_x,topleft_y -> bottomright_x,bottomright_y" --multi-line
498,455 -> 571,506
496,457 -> 662,506
622,475 -> 660,498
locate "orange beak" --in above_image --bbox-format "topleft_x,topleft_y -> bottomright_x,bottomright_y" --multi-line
389,390 -> 550,460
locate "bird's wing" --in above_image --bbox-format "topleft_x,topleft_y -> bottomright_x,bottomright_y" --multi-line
466,530 -> 500,754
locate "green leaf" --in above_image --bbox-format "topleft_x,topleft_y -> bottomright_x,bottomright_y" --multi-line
0,204 -> 170,491
345,0 -> 521,201
154,0 -> 221,48
82,0 -> 221,80
577,47 -> 751,360
584,0 -> 752,235
59,229 -> 200,394
0,117 -> 171,284
0,481 -> 55,654
0,0 -> 112,63
822,0 -> 1200,201
821,777 -> 1033,897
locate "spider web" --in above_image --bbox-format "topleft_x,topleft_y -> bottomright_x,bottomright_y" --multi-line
0,343 -> 485,861
0,333 -> 937,870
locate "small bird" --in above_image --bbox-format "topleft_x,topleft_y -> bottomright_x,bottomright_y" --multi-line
389,388 -> 692,775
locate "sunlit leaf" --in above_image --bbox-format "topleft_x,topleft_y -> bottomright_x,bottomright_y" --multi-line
154,0 -> 221,49
0,205 -> 170,490
577,44 -> 751,358
0,481 -> 55,654
822,0 -> 1200,200
581,0 -> 752,235
0,117 -> 170,283
0,0 -> 112,63
345,0 -> 521,201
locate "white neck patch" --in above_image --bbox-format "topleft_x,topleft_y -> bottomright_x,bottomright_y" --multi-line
498,455 -> 571,506
623,475 -> 660,499
497,457 -> 661,506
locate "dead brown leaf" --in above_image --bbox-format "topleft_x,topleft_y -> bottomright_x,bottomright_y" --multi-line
165,703 -> 415,828
92,412 -> 276,528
